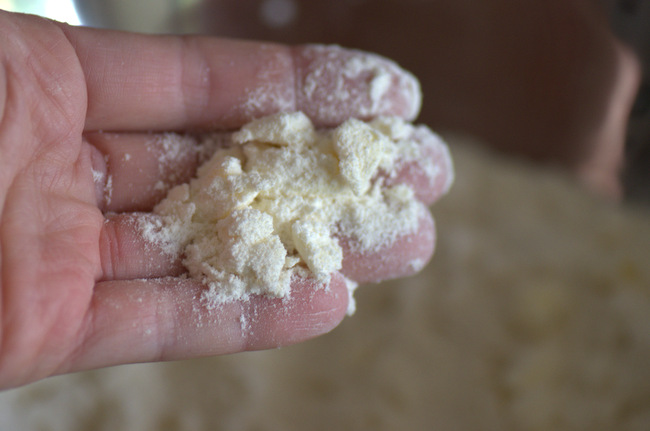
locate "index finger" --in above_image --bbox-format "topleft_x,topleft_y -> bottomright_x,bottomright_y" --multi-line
59,24 -> 421,131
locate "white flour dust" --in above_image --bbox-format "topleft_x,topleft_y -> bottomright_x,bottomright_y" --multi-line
140,112 -> 452,309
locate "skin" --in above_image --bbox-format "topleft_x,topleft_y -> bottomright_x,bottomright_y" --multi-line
0,11 -> 451,389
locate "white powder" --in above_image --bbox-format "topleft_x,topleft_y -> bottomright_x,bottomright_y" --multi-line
104,174 -> 113,206
92,154 -> 114,206
239,45 -> 294,119
144,112 -> 450,307
144,133 -> 203,193
91,168 -> 105,183
342,56 -> 393,113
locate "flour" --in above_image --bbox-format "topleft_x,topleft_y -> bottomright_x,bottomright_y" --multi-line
104,174 -> 113,206
144,133 -> 207,195
142,112 -> 451,308
342,56 -> 393,113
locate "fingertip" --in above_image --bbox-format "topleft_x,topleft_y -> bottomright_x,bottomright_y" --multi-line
243,273 -> 349,349
294,44 -> 422,126
387,126 -> 455,205
340,212 -> 435,284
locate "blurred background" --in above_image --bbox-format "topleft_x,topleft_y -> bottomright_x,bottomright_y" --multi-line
0,1 -> 649,430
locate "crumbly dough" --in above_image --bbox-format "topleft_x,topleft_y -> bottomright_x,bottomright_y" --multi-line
141,112 -> 451,306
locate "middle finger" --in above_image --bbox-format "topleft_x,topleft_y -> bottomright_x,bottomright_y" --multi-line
88,123 -> 453,213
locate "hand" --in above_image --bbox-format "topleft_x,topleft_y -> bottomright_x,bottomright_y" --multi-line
0,11 -> 452,389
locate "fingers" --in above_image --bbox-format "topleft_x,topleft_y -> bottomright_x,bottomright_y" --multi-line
64,275 -> 348,373
87,210 -> 434,375
58,23 -> 420,131
93,127 -> 451,282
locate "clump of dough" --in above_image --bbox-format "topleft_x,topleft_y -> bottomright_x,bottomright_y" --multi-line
143,112 -> 452,307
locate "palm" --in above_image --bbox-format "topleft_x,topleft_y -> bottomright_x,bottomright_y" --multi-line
0,16 -> 100,386
0,11 -> 452,389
